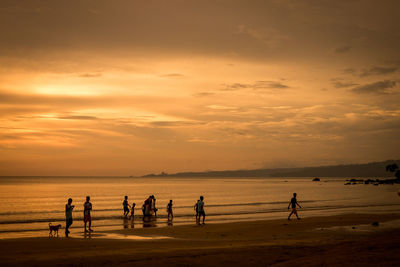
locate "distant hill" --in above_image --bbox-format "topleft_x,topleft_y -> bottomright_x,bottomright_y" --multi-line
142,160 -> 400,178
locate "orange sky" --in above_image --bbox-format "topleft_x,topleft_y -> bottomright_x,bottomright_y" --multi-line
1,0 -> 400,176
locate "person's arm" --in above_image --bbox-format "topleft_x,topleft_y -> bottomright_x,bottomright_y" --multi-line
288,201 -> 291,209
296,202 -> 302,208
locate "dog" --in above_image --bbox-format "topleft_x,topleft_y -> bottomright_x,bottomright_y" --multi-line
49,223 -> 62,237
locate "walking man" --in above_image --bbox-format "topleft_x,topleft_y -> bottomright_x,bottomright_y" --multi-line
197,196 -> 206,225
288,193 -> 302,220
123,196 -> 130,217
65,198 -> 74,237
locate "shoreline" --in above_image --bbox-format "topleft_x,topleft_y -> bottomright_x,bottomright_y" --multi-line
1,213 -> 400,266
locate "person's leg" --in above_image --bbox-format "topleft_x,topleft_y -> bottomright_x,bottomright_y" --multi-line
295,210 -> 300,219
202,214 -> 205,224
65,220 -> 69,236
89,220 -> 92,231
288,211 -> 293,220
84,221 -> 87,231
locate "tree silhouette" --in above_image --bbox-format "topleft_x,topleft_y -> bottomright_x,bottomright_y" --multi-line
386,163 -> 399,173
386,163 -> 399,179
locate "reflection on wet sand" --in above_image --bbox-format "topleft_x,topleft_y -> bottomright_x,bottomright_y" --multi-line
143,215 -> 157,228
123,217 -> 129,229
84,231 -> 92,239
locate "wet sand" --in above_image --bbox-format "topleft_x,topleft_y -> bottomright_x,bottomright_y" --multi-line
1,213 -> 400,266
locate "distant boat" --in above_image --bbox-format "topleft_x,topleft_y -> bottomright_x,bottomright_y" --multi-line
312,177 -> 320,182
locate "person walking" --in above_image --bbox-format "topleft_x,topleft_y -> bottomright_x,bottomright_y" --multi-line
194,199 -> 199,222
167,200 -> 173,220
123,196 -> 130,217
288,193 -> 302,220
65,198 -> 74,237
197,196 -> 206,225
130,202 -> 136,219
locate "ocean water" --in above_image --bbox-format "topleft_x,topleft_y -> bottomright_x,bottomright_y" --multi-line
0,176 -> 399,239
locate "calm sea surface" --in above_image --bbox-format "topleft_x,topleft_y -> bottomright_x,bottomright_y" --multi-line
0,177 -> 399,238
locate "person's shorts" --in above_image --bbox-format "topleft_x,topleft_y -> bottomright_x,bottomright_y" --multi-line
291,208 -> 297,214
198,210 -> 206,216
124,207 -> 129,213
84,214 -> 91,223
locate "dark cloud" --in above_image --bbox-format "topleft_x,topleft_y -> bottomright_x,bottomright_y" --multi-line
334,45 -> 351,53
351,80 -> 397,94
256,81 -> 289,89
342,68 -> 356,75
1,0 -> 399,63
333,81 -> 359,88
222,83 -> 249,91
360,66 -> 398,77
57,115 -> 98,120
150,121 -> 201,127
223,81 -> 289,91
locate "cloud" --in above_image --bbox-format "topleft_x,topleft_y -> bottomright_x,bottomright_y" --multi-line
335,45 -> 351,53
351,80 -> 397,94
236,25 -> 289,48
158,73 -> 185,78
223,81 -> 289,91
256,81 -> 289,89
360,66 -> 398,77
206,105 -> 237,110
150,121 -> 201,127
333,81 -> 359,88
342,68 -> 356,75
57,115 -> 98,120
78,73 -> 102,78
193,92 -> 215,97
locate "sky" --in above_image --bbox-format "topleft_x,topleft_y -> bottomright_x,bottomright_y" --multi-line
1,0 -> 400,176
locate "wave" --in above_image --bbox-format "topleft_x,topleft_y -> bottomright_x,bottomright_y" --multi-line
1,202 -> 400,226
0,199 -> 331,216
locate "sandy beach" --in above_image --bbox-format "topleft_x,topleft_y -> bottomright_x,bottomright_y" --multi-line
1,213 -> 400,266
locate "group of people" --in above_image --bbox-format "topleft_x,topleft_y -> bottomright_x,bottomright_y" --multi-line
63,193 -> 301,237
123,195 -> 175,221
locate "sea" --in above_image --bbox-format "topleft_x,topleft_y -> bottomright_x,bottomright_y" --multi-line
0,176 -> 399,239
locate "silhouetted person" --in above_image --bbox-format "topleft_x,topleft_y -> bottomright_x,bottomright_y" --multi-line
84,196 -> 93,232
197,196 -> 206,224
288,193 -> 302,220
151,195 -> 158,216
123,196 -> 130,217
194,199 -> 199,222
142,202 -> 146,216
65,198 -> 74,237
144,196 -> 152,216
130,202 -> 136,219
167,200 -> 173,220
